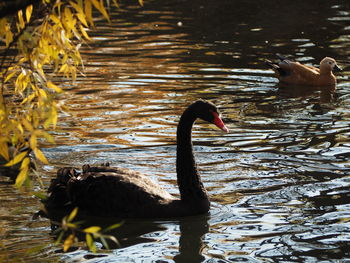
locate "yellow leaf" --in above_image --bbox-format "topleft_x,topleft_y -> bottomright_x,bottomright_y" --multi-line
79,24 -> 91,40
46,107 -> 58,129
90,0 -> 101,11
22,118 -> 33,132
84,0 -> 93,27
18,10 -> 25,29
138,0 -> 144,6
69,1 -> 84,13
20,157 -> 30,170
15,166 -> 29,187
0,18 -> 6,37
38,89 -> 47,99
70,1 -> 88,27
5,151 -> 28,167
67,207 -> 78,222
0,141 -> 9,161
47,81 -> 63,93
17,123 -> 24,134
21,97 -> 28,104
49,14 -> 61,25
21,92 -> 36,105
33,111 -> 39,130
112,0 -> 119,8
76,12 -> 88,27
64,6 -> 73,24
34,130 -> 55,143
63,234 -> 75,252
84,226 -> 101,234
33,148 -> 48,164
5,27 -> 13,47
59,64 -> 68,73
99,0 -> 110,22
90,0 -> 110,22
26,5 -> 33,23
4,71 -> 16,83
29,134 -> 37,149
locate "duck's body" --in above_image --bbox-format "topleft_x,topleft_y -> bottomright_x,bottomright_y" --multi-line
45,100 -> 229,218
266,54 -> 341,86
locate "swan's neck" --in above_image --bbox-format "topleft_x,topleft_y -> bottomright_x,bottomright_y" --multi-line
176,108 -> 208,203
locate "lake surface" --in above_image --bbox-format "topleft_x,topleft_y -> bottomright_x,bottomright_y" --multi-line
1,0 -> 350,262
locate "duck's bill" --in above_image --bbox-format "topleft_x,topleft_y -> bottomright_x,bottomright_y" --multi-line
212,112 -> 229,133
334,64 -> 342,72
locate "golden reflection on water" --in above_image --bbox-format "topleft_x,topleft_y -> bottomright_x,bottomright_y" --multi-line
1,0 -> 350,262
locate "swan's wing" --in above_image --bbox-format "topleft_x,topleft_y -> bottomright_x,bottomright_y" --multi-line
68,166 -> 174,216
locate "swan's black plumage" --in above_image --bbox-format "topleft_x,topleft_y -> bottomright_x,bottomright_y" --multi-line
45,100 -> 228,218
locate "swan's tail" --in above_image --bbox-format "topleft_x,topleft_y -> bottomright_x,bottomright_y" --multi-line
45,167 -> 79,209
45,163 -> 111,209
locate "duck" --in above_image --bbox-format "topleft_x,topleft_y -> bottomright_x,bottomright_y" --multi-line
45,100 -> 229,218
266,54 -> 341,86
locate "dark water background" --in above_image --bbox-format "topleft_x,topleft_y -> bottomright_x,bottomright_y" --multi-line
1,0 -> 350,262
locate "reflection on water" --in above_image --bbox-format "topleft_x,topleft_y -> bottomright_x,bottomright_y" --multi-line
1,0 -> 350,262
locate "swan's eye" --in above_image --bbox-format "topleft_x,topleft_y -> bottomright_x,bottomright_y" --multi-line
328,61 -> 332,65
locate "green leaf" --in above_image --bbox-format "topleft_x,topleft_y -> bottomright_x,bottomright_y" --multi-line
32,191 -> 48,201
103,222 -> 123,232
55,231 -> 64,244
25,244 -> 46,255
66,223 -> 78,229
86,233 -> 96,253
99,236 -> 109,249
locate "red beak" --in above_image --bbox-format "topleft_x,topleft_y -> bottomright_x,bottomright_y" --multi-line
212,112 -> 229,133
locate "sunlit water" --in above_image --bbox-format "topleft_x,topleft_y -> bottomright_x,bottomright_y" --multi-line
1,0 -> 350,262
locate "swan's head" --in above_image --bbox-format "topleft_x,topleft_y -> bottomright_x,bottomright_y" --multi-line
191,100 -> 229,133
320,57 -> 341,72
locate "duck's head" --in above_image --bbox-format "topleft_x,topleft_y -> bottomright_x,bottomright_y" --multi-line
320,57 -> 342,72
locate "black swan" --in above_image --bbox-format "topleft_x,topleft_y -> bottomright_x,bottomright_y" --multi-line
45,100 -> 229,218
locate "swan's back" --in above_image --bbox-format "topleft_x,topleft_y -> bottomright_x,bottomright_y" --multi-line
46,164 -> 175,217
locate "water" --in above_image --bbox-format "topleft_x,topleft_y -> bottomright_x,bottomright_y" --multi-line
1,0 -> 350,262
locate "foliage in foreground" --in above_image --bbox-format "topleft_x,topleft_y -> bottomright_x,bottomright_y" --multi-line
0,0 -> 144,254
54,208 -> 122,253
0,0 -> 122,187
